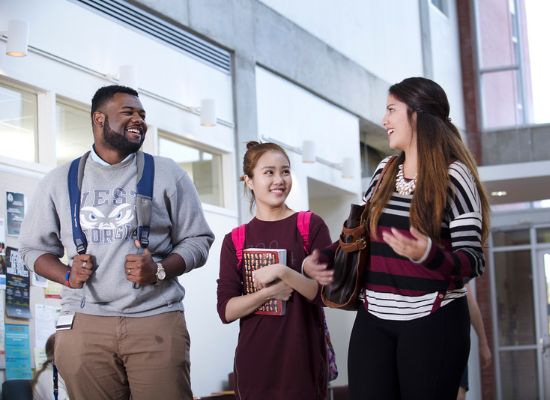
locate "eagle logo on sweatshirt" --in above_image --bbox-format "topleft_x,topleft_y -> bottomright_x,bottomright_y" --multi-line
80,203 -> 135,244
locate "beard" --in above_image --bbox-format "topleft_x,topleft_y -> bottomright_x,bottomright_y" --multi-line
103,116 -> 145,156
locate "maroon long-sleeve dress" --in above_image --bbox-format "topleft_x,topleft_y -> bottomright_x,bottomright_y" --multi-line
217,212 -> 332,400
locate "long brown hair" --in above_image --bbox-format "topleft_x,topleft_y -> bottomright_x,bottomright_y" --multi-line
32,333 -> 56,390
241,141 -> 290,211
369,77 -> 490,244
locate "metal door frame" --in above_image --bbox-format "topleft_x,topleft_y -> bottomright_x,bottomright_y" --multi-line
490,224 -> 550,399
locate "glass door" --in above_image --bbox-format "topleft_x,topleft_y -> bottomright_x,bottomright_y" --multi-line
536,249 -> 550,399
493,248 -> 540,399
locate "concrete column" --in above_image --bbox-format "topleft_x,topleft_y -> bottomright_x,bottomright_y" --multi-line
232,54 -> 257,223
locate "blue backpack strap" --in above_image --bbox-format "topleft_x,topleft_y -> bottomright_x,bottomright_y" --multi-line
53,363 -> 59,400
69,151 -> 154,255
68,152 -> 90,255
135,152 -> 154,249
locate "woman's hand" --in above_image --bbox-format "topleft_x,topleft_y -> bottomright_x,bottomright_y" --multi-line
263,280 -> 293,301
382,227 -> 430,262
253,264 -> 285,289
479,342 -> 492,369
303,249 -> 333,285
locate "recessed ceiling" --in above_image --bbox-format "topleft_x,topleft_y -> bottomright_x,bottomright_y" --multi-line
479,161 -> 550,205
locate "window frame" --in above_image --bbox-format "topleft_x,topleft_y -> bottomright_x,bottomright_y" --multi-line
157,130 -> 226,208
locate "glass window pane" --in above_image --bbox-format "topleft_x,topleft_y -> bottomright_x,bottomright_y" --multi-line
536,227 -> 550,244
499,350 -> 538,400
0,83 -> 37,162
158,135 -> 223,207
493,229 -> 530,246
544,253 -> 550,337
477,0 -> 516,69
56,101 -> 93,166
481,70 -> 521,129
524,1 -> 550,124
494,251 -> 536,345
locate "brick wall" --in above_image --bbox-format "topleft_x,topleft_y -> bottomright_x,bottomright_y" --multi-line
457,2 -> 496,399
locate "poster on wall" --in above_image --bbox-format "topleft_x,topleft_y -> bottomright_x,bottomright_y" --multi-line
6,192 -> 25,237
5,247 -> 31,319
5,324 -> 32,380
0,218 -> 5,290
0,217 -> 5,254
31,272 -> 48,288
33,304 -> 60,369
0,293 -> 6,368
45,280 -> 62,299
0,253 -> 6,289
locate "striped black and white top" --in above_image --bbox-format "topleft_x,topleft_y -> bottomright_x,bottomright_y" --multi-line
362,156 -> 484,321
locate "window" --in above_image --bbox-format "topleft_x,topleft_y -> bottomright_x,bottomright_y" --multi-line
475,0 -> 550,128
158,132 -> 224,207
0,81 -> 37,163
56,100 -> 93,165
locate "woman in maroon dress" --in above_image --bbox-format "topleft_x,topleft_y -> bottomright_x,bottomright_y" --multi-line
217,141 -> 332,400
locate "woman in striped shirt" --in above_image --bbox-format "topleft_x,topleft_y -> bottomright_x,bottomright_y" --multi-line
304,77 -> 490,400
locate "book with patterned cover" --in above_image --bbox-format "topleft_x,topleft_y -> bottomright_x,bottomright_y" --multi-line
242,248 -> 287,316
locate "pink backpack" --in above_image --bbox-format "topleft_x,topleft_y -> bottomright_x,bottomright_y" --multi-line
231,211 -> 338,381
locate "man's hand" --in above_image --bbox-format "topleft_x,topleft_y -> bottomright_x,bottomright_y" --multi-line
69,254 -> 94,288
124,240 -> 157,285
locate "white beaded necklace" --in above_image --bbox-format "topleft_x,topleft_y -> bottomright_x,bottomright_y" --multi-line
395,164 -> 416,195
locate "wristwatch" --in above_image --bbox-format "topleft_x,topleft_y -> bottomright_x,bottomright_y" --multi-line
155,262 -> 166,282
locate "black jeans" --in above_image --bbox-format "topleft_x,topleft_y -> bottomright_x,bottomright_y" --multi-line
348,297 -> 470,400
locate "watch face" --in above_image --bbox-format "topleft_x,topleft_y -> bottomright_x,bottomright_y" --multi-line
156,264 -> 166,280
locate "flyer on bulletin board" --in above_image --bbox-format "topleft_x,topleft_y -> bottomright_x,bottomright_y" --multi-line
6,192 -> 25,237
0,217 -> 5,253
5,247 -> 31,319
45,280 -> 63,299
5,324 -> 32,380
0,293 -> 6,368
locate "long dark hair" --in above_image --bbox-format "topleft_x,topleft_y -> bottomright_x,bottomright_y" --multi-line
31,334 -> 56,390
369,77 -> 490,244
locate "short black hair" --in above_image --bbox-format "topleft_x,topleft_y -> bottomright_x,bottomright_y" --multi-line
91,85 -> 139,118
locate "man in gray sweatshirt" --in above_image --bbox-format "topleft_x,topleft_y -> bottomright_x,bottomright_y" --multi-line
20,85 -> 214,400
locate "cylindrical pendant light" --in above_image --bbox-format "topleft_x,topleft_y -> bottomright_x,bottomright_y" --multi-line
200,98 -> 216,127
302,140 -> 316,163
6,20 -> 29,57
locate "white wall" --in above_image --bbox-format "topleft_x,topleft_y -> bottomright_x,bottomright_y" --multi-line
256,67 -> 362,201
261,0 -> 467,131
259,0 -> 424,84
255,66 -> 362,387
0,0 -> 239,396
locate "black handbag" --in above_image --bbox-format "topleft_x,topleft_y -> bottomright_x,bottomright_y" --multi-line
321,157 -> 396,310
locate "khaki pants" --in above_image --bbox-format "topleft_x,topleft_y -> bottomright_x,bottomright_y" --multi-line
55,311 -> 192,400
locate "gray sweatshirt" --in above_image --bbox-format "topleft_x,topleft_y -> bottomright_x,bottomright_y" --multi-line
20,152 -> 214,317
